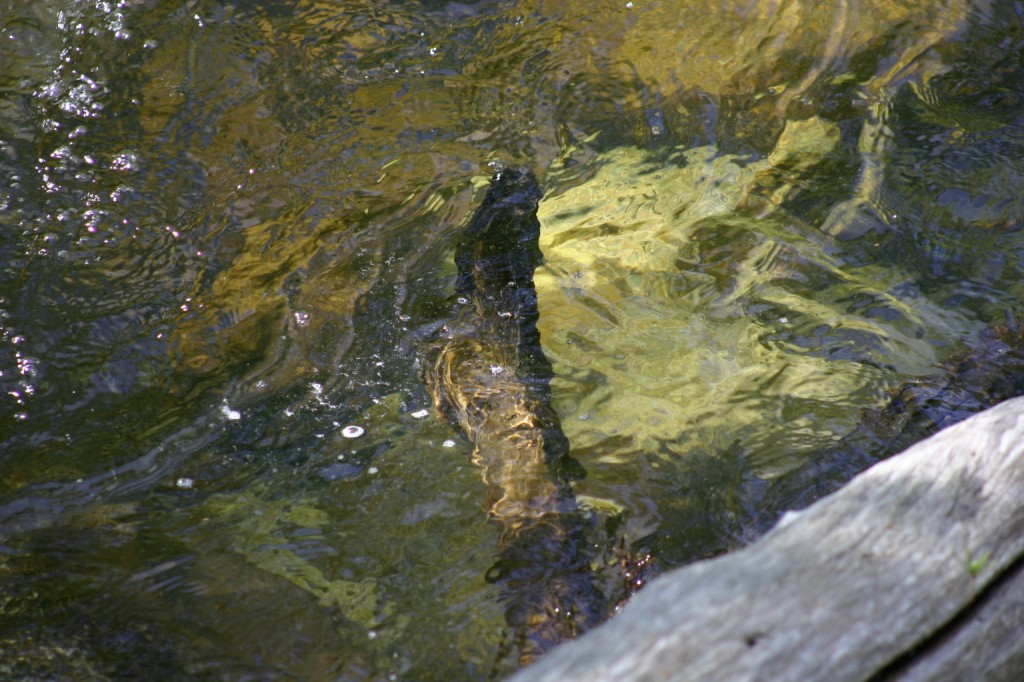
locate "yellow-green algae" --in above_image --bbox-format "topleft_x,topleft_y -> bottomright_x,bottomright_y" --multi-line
202,489 -> 391,629
535,118 -> 972,473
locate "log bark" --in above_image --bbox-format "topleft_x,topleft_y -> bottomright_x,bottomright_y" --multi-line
512,395 -> 1024,682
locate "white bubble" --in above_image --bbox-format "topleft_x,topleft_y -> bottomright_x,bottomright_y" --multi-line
110,152 -> 138,171
410,409 -> 429,419
442,439 -> 456,448
341,425 -> 365,438
220,403 -> 241,420
176,477 -> 194,489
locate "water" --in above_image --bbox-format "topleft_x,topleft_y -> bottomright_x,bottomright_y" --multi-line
2,0 -> 1024,678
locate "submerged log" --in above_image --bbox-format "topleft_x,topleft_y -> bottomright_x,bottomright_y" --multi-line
421,169 -> 606,664
512,395 -> 1024,681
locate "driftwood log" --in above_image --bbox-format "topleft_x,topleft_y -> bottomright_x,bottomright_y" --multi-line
512,395 -> 1024,682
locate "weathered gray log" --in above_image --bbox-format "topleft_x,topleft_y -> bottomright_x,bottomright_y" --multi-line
512,395 -> 1024,682
882,552 -> 1024,682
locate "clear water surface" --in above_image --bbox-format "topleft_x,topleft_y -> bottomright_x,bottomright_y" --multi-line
2,0 -> 1024,679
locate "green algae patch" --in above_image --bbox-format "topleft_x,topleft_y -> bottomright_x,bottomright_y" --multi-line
535,129 -> 968,467
202,490 -> 390,630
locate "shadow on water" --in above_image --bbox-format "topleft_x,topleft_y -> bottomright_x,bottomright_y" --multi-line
3,0 -> 1024,679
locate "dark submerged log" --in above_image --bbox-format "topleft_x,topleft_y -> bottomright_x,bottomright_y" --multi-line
421,169 -> 605,664
511,392 -> 1024,681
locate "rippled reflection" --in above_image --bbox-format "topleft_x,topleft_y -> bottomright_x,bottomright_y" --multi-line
2,0 -> 1024,678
